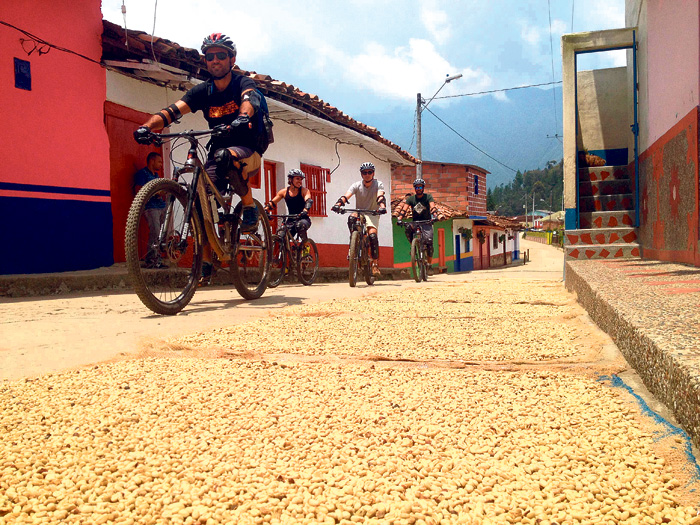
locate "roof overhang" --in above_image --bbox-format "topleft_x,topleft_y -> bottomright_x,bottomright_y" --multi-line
268,100 -> 414,166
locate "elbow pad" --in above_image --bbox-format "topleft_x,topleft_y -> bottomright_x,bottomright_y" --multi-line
304,199 -> 314,211
242,90 -> 261,113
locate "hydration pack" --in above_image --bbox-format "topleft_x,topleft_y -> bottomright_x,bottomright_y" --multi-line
253,88 -> 274,155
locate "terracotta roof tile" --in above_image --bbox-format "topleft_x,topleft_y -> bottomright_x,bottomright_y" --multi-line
101,20 -> 416,164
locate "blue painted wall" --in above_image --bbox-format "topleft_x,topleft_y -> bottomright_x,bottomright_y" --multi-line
0,196 -> 114,274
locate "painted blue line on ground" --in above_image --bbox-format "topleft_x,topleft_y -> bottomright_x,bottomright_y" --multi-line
598,374 -> 700,487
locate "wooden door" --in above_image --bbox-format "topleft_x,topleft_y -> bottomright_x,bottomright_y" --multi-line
104,101 -> 163,263
264,161 -> 277,206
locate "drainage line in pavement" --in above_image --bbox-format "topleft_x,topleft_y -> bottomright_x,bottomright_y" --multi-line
598,374 -> 700,487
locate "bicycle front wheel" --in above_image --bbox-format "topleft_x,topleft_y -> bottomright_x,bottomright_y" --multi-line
410,236 -> 422,283
363,238 -> 375,286
348,231 -> 360,287
125,178 -> 203,315
297,239 -> 319,286
230,200 -> 272,299
268,235 -> 286,288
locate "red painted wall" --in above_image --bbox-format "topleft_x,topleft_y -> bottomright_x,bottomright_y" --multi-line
2,0 -> 109,190
1,0 -> 113,273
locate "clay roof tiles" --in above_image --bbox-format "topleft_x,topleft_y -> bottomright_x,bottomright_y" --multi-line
101,20 -> 416,164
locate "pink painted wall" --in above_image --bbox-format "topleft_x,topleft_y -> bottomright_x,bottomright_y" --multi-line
1,0 -> 109,190
646,0 -> 700,146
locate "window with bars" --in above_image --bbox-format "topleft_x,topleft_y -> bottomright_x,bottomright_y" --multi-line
300,163 -> 328,217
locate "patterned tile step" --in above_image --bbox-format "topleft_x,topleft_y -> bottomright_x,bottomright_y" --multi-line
565,228 -> 637,246
580,193 -> 635,212
578,179 -> 632,197
578,166 -> 630,182
566,243 -> 640,260
579,210 -> 635,229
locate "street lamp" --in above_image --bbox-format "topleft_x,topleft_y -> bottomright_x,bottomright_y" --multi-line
416,73 -> 462,179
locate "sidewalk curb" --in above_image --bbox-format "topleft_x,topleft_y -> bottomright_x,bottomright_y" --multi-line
565,261 -> 700,449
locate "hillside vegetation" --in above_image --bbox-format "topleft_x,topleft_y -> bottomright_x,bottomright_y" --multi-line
487,159 -> 563,217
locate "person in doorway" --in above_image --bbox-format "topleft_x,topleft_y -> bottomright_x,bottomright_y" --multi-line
264,168 -> 313,241
331,162 -> 387,275
395,178 -> 445,272
133,32 -> 262,285
133,152 -> 167,269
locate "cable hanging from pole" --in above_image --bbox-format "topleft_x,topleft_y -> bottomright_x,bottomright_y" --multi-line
432,80 -> 562,101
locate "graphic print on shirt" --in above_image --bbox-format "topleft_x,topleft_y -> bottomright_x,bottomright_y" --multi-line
209,100 -> 239,119
413,202 -> 427,215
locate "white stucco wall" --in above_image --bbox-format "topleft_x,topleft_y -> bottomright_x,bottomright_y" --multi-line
106,71 -> 394,248
576,67 -> 630,157
262,120 -> 392,246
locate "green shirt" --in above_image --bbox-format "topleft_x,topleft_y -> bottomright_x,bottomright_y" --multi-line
405,193 -> 434,221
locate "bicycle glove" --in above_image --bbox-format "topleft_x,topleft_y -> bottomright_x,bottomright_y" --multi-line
134,126 -> 153,144
231,114 -> 251,127
377,207 -> 387,215
331,204 -> 341,213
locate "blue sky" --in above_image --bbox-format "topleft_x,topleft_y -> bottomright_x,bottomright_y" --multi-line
102,0 -> 626,181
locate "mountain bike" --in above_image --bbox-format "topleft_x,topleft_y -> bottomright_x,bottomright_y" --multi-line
125,127 -> 272,315
398,218 -> 436,282
267,213 -> 319,287
333,208 -> 381,287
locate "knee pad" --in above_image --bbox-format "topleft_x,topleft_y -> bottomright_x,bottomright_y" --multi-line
214,148 -> 247,197
347,216 -> 358,233
426,243 -> 434,258
369,232 -> 379,259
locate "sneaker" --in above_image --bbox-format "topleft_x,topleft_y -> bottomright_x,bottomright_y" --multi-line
198,262 -> 213,287
240,205 -> 259,233
371,261 -> 381,276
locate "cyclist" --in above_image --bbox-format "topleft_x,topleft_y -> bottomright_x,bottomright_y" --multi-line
395,178 -> 445,271
331,162 -> 387,276
133,32 -> 262,285
264,168 -> 313,241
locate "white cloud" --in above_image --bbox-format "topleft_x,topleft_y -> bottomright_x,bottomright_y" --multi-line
420,2 -> 452,46
520,22 -> 541,46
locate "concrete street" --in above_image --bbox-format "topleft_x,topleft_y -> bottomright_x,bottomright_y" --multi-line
1,238 -> 699,524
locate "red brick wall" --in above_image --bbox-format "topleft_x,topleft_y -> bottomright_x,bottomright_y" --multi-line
392,162 -> 488,215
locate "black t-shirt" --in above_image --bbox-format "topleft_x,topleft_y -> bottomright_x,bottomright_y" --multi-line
405,193 -> 434,221
182,75 -> 257,157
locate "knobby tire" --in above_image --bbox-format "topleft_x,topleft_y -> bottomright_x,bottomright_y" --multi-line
297,238 -> 319,286
230,200 -> 272,300
411,236 -> 422,283
348,231 -> 360,287
125,178 -> 203,315
268,235 -> 286,288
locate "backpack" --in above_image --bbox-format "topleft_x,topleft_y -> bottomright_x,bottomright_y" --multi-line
253,88 -> 274,155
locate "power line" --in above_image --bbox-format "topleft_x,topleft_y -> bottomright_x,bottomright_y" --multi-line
547,0 -> 559,139
421,106 -> 518,173
433,80 -> 562,100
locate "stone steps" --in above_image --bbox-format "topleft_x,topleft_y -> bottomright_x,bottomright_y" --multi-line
567,164 -> 638,261
565,227 -> 637,246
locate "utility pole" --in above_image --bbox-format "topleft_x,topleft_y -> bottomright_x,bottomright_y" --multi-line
416,93 -> 422,179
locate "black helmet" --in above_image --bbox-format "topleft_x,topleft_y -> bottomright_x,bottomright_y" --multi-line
360,162 -> 375,172
287,168 -> 305,180
413,178 -> 426,188
201,33 -> 236,58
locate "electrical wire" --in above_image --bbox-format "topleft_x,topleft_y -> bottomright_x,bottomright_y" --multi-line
421,106 -> 517,173
432,80 -> 562,100
150,0 -> 160,66
571,0 -> 575,33
121,0 -> 128,48
408,107 -> 417,153
547,0 -> 560,141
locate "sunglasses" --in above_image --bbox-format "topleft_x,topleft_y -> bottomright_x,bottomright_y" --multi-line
361,170 -> 374,175
205,51 -> 229,61
415,186 -> 424,190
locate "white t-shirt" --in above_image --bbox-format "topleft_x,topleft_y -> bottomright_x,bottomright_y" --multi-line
347,179 -> 384,210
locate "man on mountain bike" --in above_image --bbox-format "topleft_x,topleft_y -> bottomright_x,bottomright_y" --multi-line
395,178 -> 444,270
133,32 -> 261,285
264,168 -> 313,241
331,162 -> 387,276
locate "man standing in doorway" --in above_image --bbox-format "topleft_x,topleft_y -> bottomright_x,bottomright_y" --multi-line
133,152 -> 167,269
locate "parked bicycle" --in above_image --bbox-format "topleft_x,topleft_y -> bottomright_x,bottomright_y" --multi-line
125,127 -> 272,315
397,218 -> 437,282
332,208 -> 380,287
267,213 -> 319,287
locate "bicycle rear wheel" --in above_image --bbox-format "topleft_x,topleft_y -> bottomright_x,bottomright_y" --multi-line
125,178 -> 203,315
230,200 -> 272,299
297,238 -> 319,286
348,231 -> 360,287
410,237 -> 422,283
267,235 -> 286,288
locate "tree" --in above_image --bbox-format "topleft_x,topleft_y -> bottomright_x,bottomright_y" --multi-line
487,188 -> 496,211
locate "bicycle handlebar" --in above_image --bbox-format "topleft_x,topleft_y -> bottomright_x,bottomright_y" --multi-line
334,208 -> 382,216
267,213 -> 304,219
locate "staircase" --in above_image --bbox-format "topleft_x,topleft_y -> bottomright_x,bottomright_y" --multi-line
565,165 -> 640,261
